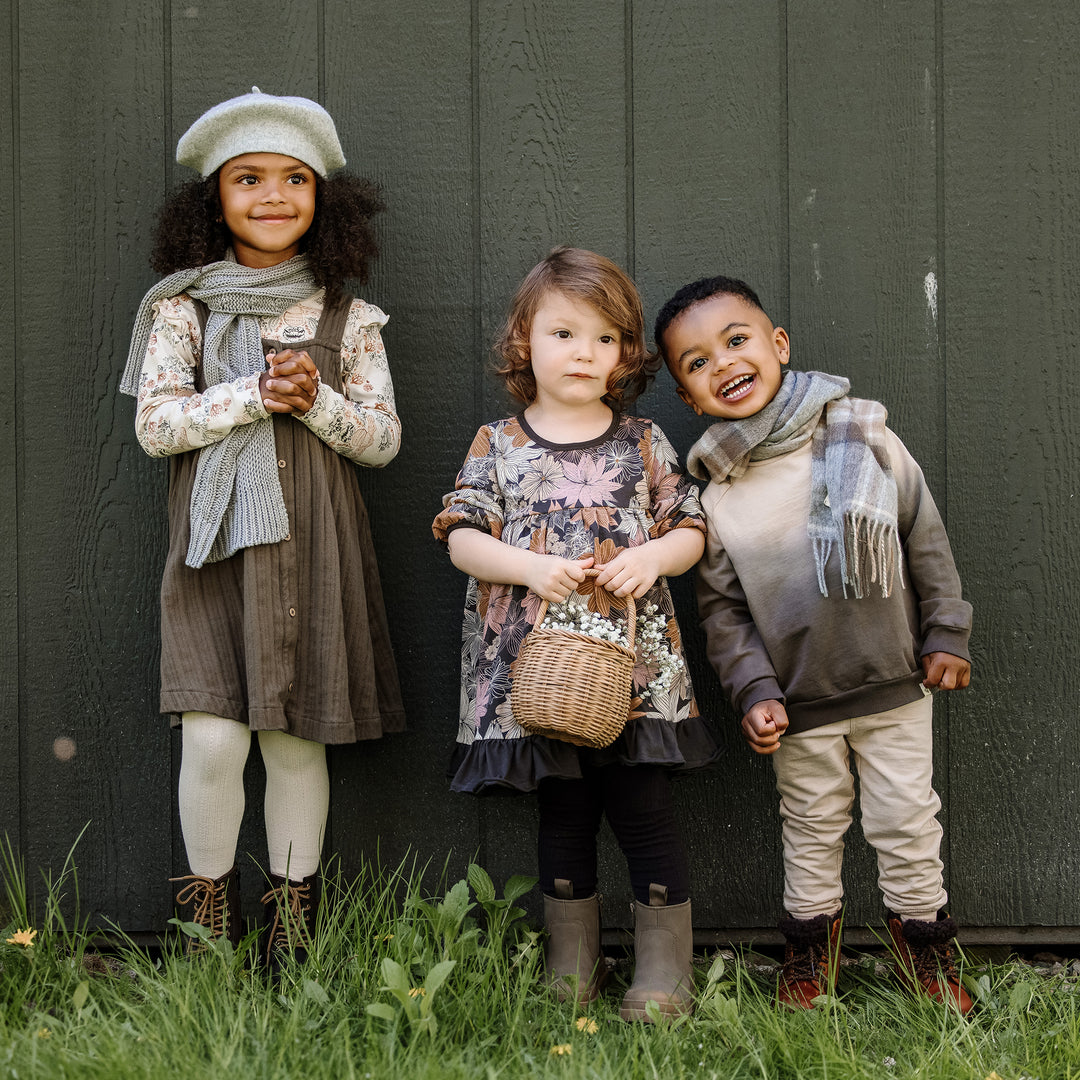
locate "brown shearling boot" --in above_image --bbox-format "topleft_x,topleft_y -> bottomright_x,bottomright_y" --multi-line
170,865 -> 241,953
888,909 -> 972,1014
543,878 -> 608,1004
619,883 -> 695,1022
777,910 -> 842,1009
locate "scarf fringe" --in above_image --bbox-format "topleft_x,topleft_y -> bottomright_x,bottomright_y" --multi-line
816,516 -> 903,599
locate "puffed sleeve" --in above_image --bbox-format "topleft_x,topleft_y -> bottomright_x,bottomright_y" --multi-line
432,424 -> 505,544
297,300 -> 401,467
134,295 -> 267,457
642,421 -> 707,538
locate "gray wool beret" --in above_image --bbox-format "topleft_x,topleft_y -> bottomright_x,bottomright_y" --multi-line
176,87 -> 346,178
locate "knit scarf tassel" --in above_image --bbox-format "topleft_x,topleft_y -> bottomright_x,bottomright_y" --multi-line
812,516 -> 903,600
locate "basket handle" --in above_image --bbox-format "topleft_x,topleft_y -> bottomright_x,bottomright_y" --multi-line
533,568 -> 637,647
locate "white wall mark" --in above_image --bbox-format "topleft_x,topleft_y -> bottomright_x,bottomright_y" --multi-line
924,270 -> 938,321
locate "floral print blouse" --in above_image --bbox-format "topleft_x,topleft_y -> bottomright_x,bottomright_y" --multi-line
134,292 -> 400,467
433,413 -> 710,790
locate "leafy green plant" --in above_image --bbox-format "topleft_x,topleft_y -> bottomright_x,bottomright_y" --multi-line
365,955 -> 456,1038
466,862 -> 535,945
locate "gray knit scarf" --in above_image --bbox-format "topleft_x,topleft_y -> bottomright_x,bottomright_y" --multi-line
687,369 -> 902,598
121,256 -> 318,568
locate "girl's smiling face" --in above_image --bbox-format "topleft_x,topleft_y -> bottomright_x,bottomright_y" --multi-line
665,293 -> 790,418
217,153 -> 316,267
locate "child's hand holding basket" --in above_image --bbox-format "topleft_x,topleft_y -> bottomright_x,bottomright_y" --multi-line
510,569 -> 636,748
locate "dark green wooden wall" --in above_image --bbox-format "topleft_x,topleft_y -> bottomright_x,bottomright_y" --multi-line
3,0 -> 1078,941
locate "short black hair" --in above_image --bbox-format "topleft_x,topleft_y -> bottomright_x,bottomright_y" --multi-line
150,171 -> 384,302
653,275 -> 766,362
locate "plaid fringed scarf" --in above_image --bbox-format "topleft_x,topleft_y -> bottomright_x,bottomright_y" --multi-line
687,369 -> 902,598
121,256 -> 318,568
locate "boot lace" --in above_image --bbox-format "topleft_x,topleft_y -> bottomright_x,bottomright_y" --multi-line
262,879 -> 313,954
782,941 -> 826,984
171,875 -> 229,943
908,939 -> 959,984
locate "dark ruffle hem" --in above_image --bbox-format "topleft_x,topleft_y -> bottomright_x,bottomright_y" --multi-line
447,714 -> 722,795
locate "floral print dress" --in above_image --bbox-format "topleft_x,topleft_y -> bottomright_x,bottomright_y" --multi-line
433,412 -> 719,794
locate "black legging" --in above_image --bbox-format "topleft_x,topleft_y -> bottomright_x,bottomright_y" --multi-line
537,761 -> 689,905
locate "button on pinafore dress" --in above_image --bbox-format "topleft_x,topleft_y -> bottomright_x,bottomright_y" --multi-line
158,293 -> 406,744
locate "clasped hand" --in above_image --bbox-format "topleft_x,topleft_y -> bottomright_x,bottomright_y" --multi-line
525,545 -> 664,606
592,545 -> 662,599
260,349 -> 320,415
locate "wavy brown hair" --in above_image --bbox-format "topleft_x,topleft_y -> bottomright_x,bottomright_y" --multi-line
149,171 -> 385,301
494,247 -> 657,408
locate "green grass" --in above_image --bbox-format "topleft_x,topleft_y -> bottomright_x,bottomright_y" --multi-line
1,839 -> 1077,1080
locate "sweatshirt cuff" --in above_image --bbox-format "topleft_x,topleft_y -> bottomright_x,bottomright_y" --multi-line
920,626 -> 971,663
735,677 -> 785,717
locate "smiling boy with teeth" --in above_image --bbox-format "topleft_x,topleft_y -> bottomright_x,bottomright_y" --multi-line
655,274 -> 974,1013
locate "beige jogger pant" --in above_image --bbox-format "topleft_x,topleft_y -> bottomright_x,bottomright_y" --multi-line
770,693 -> 947,921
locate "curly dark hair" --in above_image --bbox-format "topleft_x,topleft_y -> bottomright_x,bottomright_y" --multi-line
150,171 -> 384,301
493,246 -> 658,409
652,275 -> 766,365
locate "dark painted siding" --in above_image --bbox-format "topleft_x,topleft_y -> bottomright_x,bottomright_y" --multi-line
4,0 -> 1078,936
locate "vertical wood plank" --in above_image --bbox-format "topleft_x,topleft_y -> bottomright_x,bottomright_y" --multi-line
788,1 -> 944,476
15,0 -> 169,928
632,0 -> 790,929
1,0 -> 20,848
476,0 -> 632,913
478,0 -> 629,418
943,0 -> 1080,926
322,0 -> 479,887
168,0 -> 321,162
786,1 -> 944,926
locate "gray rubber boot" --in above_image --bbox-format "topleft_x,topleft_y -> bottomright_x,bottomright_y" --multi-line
619,883 -> 695,1022
543,878 -> 608,1004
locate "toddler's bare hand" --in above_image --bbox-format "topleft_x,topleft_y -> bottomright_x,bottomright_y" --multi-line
741,699 -> 789,755
526,555 -> 594,604
594,545 -> 661,599
921,651 -> 971,691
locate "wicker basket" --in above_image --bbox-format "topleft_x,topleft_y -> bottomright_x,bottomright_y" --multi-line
510,570 -> 637,748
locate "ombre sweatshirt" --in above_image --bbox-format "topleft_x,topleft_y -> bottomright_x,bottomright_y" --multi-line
694,429 -> 971,734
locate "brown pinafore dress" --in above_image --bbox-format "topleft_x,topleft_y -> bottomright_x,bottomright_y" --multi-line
159,293 -> 406,744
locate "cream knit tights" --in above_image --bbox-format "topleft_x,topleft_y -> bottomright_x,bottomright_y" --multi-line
179,712 -> 329,880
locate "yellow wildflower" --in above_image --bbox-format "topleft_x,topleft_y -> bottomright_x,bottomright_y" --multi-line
6,928 -> 37,947
408,986 -> 426,998
36,1028 -> 50,1039
575,1017 -> 599,1034
550,1044 -> 573,1056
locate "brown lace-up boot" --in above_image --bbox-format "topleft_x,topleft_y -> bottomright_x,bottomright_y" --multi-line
543,878 -> 608,1004
261,873 -> 319,975
170,866 -> 241,953
777,910 -> 842,1008
888,910 -> 972,1014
